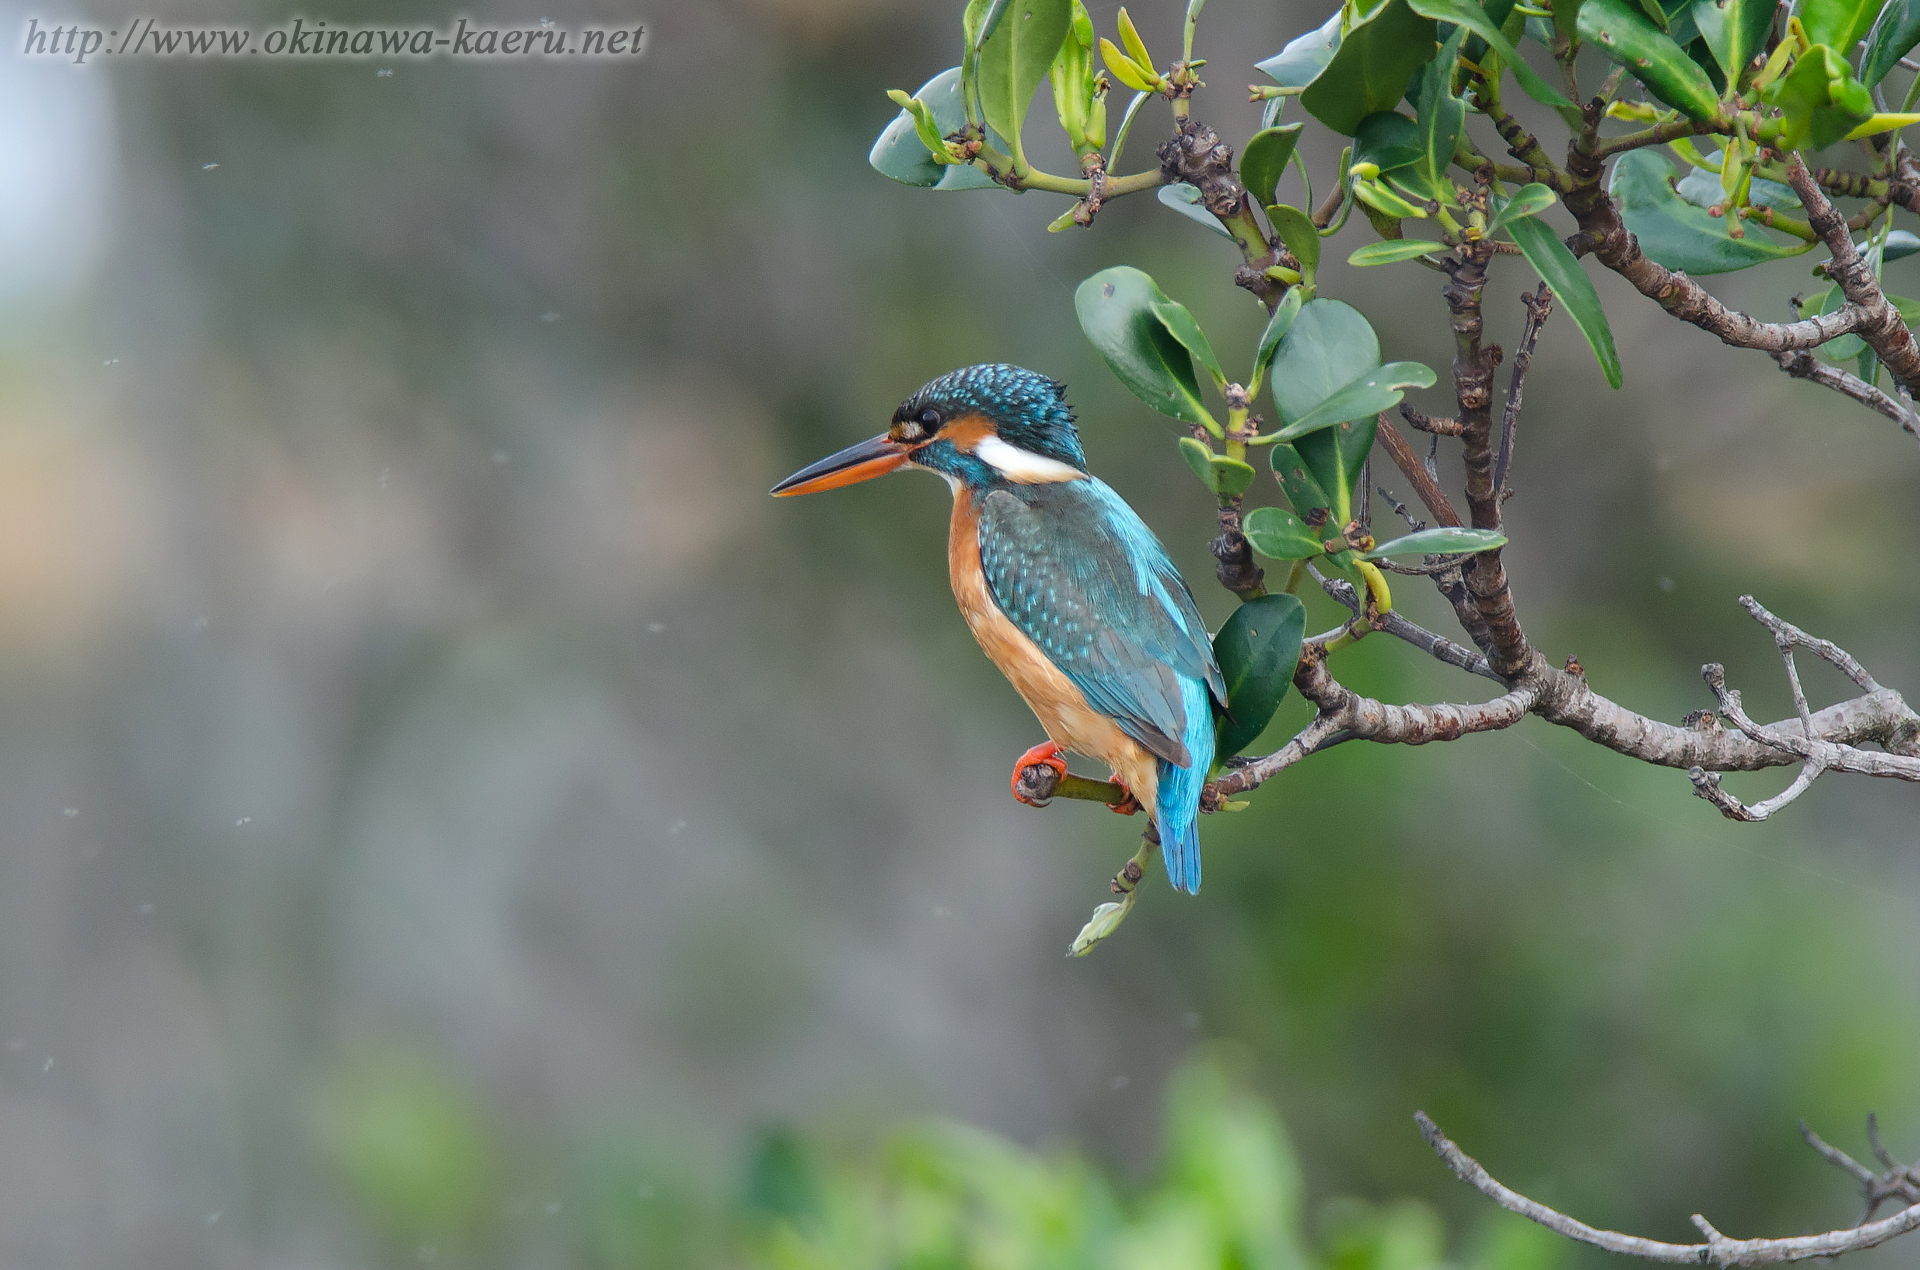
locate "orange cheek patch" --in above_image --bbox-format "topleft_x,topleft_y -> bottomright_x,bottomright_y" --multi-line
936,413 -> 995,452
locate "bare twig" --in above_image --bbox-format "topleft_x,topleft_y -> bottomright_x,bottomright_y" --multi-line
1774,351 -> 1920,452
1417,1111 -> 1920,1267
1401,405 -> 1467,436
1495,284 -> 1552,501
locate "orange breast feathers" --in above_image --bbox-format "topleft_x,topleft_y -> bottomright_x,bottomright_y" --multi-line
946,491 -> 1160,813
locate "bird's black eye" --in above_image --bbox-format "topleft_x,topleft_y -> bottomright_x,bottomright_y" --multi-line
919,408 -> 940,431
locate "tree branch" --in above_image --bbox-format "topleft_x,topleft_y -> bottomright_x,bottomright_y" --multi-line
1774,351 -> 1920,452
1418,1111 -> 1920,1267
1563,107 -> 1870,356
1783,155 -> 1920,394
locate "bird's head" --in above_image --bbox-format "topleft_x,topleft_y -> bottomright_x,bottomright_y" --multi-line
772,364 -> 1088,497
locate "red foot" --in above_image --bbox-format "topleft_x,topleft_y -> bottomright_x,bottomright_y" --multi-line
1105,776 -> 1141,817
1011,741 -> 1069,806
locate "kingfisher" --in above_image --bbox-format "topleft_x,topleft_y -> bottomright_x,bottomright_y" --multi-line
772,364 -> 1226,893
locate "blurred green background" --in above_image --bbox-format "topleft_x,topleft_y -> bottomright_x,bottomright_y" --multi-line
2,0 -> 1918,1266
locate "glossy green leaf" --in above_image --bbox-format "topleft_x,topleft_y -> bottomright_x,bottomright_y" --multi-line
1075,266 -> 1218,429
1489,182 -> 1558,231
1865,0 -> 1920,85
1268,442 -> 1334,524
1211,592 -> 1308,758
1349,239 -> 1443,265
1257,11 -> 1343,87
977,0 -> 1074,149
1414,32 -> 1467,199
1294,413 -> 1379,527
870,69 -> 1007,189
1764,44 -> 1874,151
1576,0 -> 1722,120
1691,0 -> 1775,84
1361,526 -> 1509,558
1250,287 -> 1304,391
1610,150 -> 1815,273
1407,0 -> 1578,113
1268,300 -> 1380,426
1158,182 -> 1234,238
1300,0 -> 1438,135
1505,213 -> 1624,389
1352,111 -> 1423,175
1242,506 -> 1327,559
1276,361 -> 1438,439
1801,0 -> 1882,58
1241,124 -> 1306,210
1180,437 -> 1257,495
1268,204 -> 1322,278
1211,457 -> 1258,496
1151,296 -> 1226,389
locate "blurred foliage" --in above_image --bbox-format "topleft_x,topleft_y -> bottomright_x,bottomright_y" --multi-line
736,1051 -> 1569,1270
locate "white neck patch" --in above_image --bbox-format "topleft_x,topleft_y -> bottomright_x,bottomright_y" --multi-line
974,435 -> 1086,484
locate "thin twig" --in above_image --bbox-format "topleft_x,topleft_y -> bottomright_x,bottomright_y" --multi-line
1774,352 -> 1920,452
1495,284 -> 1552,502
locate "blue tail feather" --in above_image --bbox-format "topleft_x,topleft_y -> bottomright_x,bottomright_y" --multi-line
1155,677 -> 1215,895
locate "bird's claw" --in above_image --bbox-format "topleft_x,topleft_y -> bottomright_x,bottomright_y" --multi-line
1011,741 -> 1069,806
1104,779 -> 1141,816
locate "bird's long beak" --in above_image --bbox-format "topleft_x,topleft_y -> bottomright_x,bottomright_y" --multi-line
771,433 -> 911,496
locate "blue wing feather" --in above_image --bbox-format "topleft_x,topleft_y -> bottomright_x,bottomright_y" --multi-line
975,480 -> 1225,763
976,480 -> 1221,894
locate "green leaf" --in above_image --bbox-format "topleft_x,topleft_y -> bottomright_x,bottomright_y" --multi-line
1243,506 -> 1328,559
1352,111 -> 1423,175
1407,0 -> 1578,113
1294,413 -> 1378,526
1349,239 -> 1444,265
1504,214 -> 1624,389
1300,0 -> 1439,135
1268,300 -> 1380,426
1257,11 -> 1343,87
1414,32 -> 1467,199
1179,438 -> 1256,495
1268,442 -> 1334,525
1159,182 -> 1234,238
977,0 -> 1074,150
1276,362 -> 1438,439
1691,0 -> 1775,85
1268,204 -> 1322,279
1241,124 -> 1306,210
1610,150 -> 1816,273
1489,182 -> 1558,231
1818,229 -> 1920,273
1575,0 -> 1722,120
1865,0 -> 1920,86
1806,284 -> 1865,362
1801,0 -> 1883,58
1075,266 -> 1219,429
1211,592 -> 1308,758
1361,526 -> 1509,558
1151,296 -> 1227,389
870,69 -> 1008,189
1251,287 -> 1304,390
1763,44 -> 1875,151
